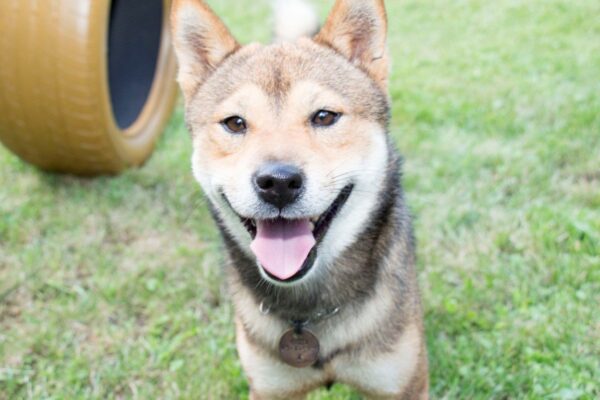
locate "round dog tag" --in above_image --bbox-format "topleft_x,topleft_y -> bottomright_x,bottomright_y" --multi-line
279,328 -> 320,368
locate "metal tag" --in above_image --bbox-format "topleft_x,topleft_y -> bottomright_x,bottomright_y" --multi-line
279,328 -> 320,368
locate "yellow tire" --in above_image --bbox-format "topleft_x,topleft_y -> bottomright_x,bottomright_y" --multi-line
0,0 -> 178,175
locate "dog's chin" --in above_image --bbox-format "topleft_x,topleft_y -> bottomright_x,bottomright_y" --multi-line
226,184 -> 354,285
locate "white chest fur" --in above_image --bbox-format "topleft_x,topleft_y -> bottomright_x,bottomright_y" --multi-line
233,283 -> 422,398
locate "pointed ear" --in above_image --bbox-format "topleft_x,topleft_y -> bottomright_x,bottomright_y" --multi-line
315,0 -> 389,91
171,0 -> 240,101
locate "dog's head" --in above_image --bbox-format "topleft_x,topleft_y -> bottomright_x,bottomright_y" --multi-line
172,0 -> 391,286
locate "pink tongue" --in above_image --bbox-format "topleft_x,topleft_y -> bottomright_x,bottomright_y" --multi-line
250,219 -> 316,281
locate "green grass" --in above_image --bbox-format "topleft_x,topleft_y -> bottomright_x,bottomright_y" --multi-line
1,0 -> 599,398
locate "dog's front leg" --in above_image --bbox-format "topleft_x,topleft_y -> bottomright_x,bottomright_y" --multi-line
249,390 -> 308,400
237,322 -> 324,400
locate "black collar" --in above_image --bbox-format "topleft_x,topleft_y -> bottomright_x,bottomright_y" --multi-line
259,300 -> 341,329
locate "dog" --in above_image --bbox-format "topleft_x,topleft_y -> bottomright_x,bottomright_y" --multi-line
171,0 -> 429,398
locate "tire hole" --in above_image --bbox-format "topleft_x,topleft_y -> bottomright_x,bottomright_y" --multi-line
108,0 -> 163,130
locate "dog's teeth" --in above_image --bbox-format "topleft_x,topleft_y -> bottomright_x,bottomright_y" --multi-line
309,222 -> 315,231
251,220 -> 256,227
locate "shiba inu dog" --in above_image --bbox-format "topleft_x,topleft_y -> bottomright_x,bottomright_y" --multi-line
171,0 -> 429,398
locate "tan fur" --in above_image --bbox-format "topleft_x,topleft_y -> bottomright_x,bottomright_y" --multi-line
171,1 -> 429,398
315,0 -> 390,91
171,0 -> 239,101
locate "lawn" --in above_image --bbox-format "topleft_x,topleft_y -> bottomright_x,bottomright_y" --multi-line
1,0 -> 599,398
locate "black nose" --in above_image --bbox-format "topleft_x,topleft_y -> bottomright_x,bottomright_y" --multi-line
254,163 -> 304,209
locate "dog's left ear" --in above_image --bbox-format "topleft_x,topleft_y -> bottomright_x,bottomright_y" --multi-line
315,0 -> 389,91
171,0 -> 240,101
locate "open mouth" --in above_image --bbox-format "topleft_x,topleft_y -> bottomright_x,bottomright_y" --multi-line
237,184 -> 354,283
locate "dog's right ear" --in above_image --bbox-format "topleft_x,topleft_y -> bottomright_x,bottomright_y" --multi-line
171,0 -> 239,101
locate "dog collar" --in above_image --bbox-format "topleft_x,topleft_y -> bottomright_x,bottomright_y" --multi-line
259,300 -> 340,327
259,301 -> 340,369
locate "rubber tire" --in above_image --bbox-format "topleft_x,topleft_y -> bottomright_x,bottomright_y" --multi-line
0,0 -> 178,175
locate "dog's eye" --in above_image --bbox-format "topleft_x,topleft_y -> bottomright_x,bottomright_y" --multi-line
311,110 -> 341,128
221,116 -> 247,134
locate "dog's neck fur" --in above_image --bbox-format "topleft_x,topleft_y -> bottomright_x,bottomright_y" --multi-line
213,140 -> 414,322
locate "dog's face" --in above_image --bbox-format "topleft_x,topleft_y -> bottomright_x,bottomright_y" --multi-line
172,0 -> 390,286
